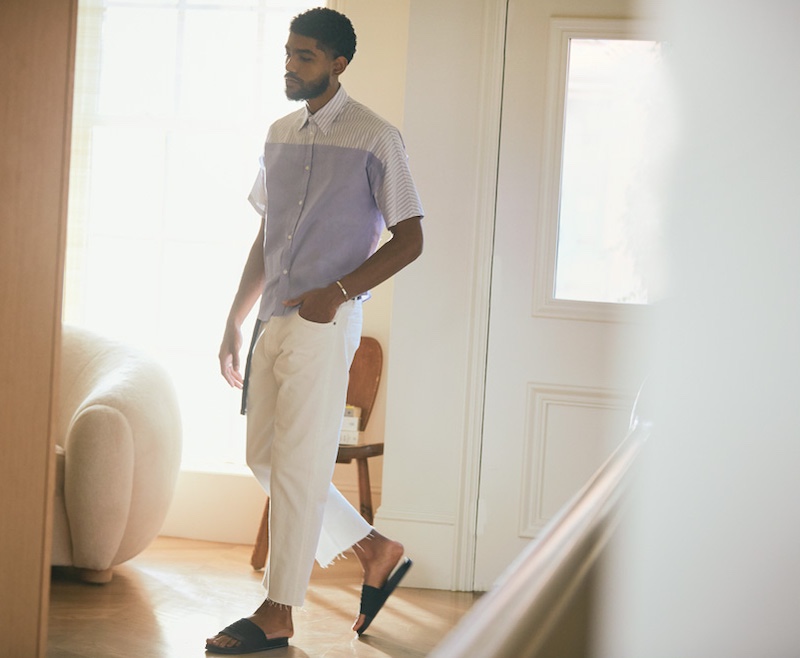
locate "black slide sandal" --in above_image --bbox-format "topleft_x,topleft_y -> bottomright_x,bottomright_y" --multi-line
205,618 -> 289,655
357,557 -> 413,636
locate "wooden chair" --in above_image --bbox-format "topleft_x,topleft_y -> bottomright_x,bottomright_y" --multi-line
250,336 -> 384,570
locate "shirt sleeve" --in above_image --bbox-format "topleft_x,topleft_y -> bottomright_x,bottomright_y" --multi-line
372,128 -> 425,229
247,154 -> 267,216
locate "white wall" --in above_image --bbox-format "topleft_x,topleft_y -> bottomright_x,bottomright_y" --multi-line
376,0 -> 505,590
596,1 -> 800,655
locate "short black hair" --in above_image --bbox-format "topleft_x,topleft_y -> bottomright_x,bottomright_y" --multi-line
290,7 -> 357,63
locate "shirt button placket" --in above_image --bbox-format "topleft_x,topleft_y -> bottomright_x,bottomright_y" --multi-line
283,121 -> 314,300
300,125 -> 314,209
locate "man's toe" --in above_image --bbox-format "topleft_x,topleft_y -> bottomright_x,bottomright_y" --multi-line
207,633 -> 239,649
353,613 -> 366,633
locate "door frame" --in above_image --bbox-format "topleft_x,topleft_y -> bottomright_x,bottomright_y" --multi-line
452,0 -> 508,591
0,1 -> 77,655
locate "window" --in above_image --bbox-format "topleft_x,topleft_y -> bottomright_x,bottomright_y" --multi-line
65,0 -> 320,470
555,38 -> 662,305
534,19 -> 666,321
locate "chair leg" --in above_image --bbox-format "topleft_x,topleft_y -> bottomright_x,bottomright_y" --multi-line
355,457 -> 374,525
250,497 -> 270,571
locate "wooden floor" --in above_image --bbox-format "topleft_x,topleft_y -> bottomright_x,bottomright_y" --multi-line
48,537 -> 479,658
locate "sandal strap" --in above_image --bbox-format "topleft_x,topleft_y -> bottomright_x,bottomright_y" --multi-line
359,584 -> 386,616
219,618 -> 267,645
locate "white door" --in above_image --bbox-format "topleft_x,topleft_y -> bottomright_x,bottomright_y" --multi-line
474,0 -> 658,588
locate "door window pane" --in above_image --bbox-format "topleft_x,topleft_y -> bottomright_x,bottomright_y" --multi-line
555,38 -> 662,304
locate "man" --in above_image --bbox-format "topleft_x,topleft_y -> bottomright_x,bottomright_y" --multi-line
207,7 -> 424,655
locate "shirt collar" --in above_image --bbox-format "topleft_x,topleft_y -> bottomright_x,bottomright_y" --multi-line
298,85 -> 349,135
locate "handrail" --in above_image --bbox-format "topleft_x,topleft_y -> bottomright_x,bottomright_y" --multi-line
430,420 -> 650,658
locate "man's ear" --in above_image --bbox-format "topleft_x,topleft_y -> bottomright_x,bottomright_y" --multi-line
332,55 -> 348,76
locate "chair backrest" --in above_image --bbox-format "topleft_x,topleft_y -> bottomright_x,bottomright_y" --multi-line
346,336 -> 383,431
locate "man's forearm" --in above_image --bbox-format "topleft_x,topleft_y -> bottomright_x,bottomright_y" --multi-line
280,216 -> 423,323
337,216 -> 423,300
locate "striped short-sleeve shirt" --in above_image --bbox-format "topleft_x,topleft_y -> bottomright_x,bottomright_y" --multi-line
248,85 -> 424,321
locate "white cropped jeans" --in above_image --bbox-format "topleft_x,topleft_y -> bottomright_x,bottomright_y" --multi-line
245,300 -> 372,607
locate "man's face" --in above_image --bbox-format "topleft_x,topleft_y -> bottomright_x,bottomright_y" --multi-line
284,32 -> 335,102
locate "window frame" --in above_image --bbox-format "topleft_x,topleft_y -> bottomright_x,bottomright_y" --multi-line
533,17 -> 659,323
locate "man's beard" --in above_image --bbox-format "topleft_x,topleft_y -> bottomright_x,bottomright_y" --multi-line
285,71 -> 331,101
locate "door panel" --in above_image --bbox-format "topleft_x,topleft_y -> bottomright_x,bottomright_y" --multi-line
474,0 -> 650,589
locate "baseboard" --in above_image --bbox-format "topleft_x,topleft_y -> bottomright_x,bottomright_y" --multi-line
159,469 -> 266,544
375,507 -> 457,591
159,467 -> 381,545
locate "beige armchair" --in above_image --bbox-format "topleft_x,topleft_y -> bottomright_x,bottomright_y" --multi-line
52,325 -> 182,583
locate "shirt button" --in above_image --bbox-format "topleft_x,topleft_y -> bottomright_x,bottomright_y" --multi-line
283,269 -> 288,275
305,165 -> 310,171
287,234 -> 292,240
298,200 -> 303,205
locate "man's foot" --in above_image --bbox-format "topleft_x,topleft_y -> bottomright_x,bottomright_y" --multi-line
351,530 -> 405,634
206,599 -> 293,652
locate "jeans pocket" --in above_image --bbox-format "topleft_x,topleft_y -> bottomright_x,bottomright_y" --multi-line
295,310 -> 335,329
